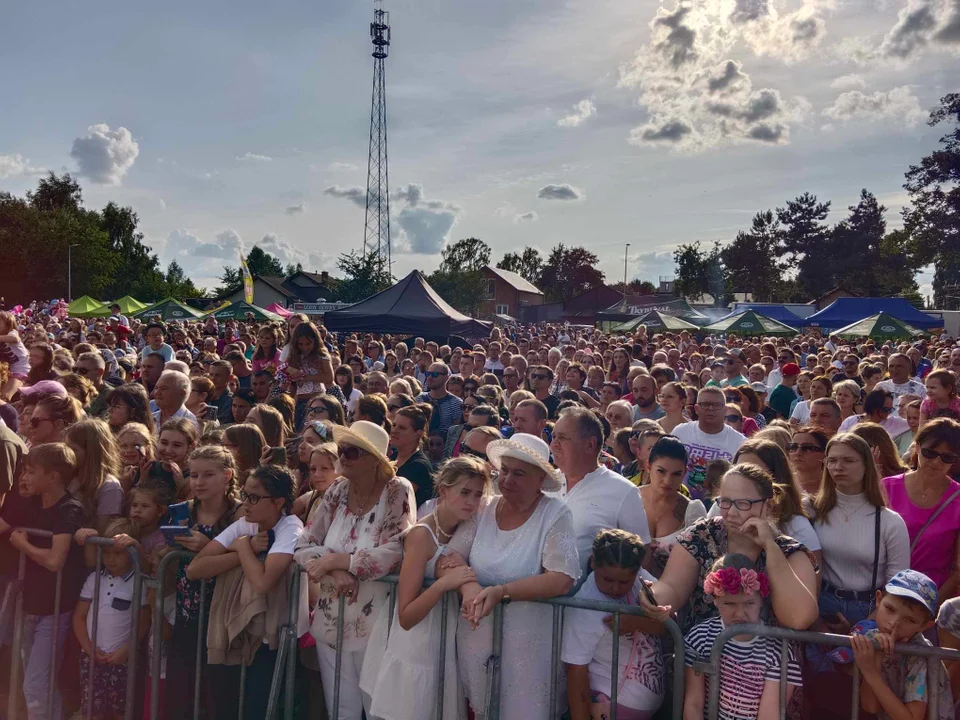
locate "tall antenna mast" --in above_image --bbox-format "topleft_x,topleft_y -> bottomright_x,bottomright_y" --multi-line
362,0 -> 391,274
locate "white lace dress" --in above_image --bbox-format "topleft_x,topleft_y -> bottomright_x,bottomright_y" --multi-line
456,495 -> 580,720
360,518 -> 477,720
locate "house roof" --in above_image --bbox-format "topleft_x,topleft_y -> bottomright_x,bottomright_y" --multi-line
486,266 -> 543,295
293,271 -> 335,286
807,284 -> 860,306
255,275 -> 298,299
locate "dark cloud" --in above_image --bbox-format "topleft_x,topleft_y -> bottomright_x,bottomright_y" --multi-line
739,89 -> 782,123
790,17 -> 823,44
707,61 -> 749,93
882,0 -> 939,57
284,203 -> 306,215
393,183 -> 424,206
654,6 -> 698,68
730,0 -> 769,23
323,185 -> 367,208
747,123 -> 786,142
515,211 -> 539,223
537,183 -> 584,200
639,120 -> 693,142
934,2 -> 960,42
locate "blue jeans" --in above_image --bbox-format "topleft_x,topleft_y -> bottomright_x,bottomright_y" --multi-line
22,612 -> 71,720
806,587 -> 874,672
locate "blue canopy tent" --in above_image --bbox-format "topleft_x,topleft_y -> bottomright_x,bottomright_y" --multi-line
804,298 -> 942,331
716,304 -> 804,327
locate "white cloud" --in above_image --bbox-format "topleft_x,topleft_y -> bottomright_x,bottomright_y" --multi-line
557,99 -> 597,128
284,202 -> 306,215
830,73 -> 867,90
323,185 -> 367,207
259,233 -> 332,272
70,124 -> 139,185
159,198 -> 167,211
236,152 -> 272,162
393,185 -> 461,255
823,86 -> 927,125
327,161 -> 359,171
632,250 -> 678,282
393,183 -> 424,206
0,153 -> 42,179
515,211 -> 539,223
537,183 -> 584,201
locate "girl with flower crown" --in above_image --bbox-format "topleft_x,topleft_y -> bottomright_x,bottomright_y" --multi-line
683,553 -> 802,720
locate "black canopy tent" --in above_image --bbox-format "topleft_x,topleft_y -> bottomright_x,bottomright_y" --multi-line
323,270 -> 492,338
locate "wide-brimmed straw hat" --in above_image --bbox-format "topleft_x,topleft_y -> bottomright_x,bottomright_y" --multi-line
331,421 -> 393,471
486,433 -> 562,492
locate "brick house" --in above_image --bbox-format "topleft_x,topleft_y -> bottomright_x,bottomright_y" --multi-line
481,266 -> 544,319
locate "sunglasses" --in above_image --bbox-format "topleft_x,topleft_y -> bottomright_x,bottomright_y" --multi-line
460,446 -> 488,462
878,406 -> 893,415
787,442 -> 824,454
920,447 -> 959,465
424,371 -> 446,378
464,386 -> 479,393
29,417 -> 54,428
724,414 -> 743,422
337,445 -> 367,461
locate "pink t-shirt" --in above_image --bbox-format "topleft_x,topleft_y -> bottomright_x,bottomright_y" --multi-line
251,349 -> 281,375
920,396 -> 960,420
882,473 -> 960,587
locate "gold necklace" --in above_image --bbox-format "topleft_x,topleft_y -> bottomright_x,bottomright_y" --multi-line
349,478 -> 383,515
432,511 -> 454,541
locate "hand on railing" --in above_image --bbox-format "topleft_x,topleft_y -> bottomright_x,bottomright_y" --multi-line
434,566 -> 476,593
74,527 -> 99,545
851,632 -> 894,677
330,569 -> 359,605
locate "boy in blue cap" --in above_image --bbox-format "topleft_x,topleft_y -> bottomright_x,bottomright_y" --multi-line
851,569 -> 955,720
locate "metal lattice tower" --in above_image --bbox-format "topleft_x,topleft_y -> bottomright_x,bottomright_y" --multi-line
362,1 -> 391,274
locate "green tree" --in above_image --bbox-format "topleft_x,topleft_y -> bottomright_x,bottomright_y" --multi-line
538,244 -> 605,303
215,245 -> 287,297
776,192 -> 833,300
721,211 -> 786,301
903,93 -> 960,309
673,241 -> 726,305
164,261 -> 205,297
830,190 -> 893,297
497,247 -> 544,285
333,251 -> 393,303
428,237 -> 492,315
611,280 -> 657,295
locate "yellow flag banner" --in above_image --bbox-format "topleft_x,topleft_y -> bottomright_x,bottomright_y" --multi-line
240,251 -> 254,304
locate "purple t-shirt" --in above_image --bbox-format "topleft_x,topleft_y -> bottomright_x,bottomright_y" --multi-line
882,473 -> 960,587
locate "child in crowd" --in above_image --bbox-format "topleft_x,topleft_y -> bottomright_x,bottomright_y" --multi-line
114,422 -> 155,493
0,443 -> 86,720
937,596 -> 960,715
64,418 -> 125,534
155,418 -> 199,501
851,569 -> 954,720
701,459 -> 730,512
114,481 -> 170,573
360,456 -> 490,720
920,369 -> 960,427
285,322 -> 331,432
0,310 -> 30,401
563,529 -> 665,720
72,518 -> 150,720
292,443 -> 340,531
684,553 -> 802,720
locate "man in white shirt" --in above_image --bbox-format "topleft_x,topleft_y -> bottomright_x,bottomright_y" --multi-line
672,387 -> 746,500
550,406 -> 650,583
875,353 -> 926,409
483,341 -> 505,373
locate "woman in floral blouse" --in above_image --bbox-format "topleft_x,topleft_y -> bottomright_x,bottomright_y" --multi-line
294,420 -> 416,720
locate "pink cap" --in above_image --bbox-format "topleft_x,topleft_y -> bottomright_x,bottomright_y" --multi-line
19,380 -> 67,398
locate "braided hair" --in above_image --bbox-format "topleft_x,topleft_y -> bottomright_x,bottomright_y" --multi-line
591,528 -> 647,572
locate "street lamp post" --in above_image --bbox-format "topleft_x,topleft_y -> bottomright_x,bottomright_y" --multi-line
68,244 -> 80,301
623,243 -> 631,298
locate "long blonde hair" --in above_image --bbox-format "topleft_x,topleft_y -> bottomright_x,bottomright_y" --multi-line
187,444 -> 241,532
813,432 -> 887,522
63,418 -> 122,521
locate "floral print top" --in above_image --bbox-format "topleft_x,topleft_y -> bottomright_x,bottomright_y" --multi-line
294,475 -> 416,651
878,632 -> 955,720
176,523 -> 216,620
675,516 -> 815,632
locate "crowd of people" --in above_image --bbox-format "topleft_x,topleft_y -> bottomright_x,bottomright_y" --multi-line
1,304 -> 960,720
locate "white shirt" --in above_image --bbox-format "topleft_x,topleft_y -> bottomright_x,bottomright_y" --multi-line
671,422 -> 746,500
875,378 -> 926,409
80,568 -> 148,653
557,465 -> 651,581
152,404 -> 200,431
766,368 -> 782,392
790,400 -> 811,425
483,359 -> 504,372
214,514 -> 303,555
837,413 -> 910,438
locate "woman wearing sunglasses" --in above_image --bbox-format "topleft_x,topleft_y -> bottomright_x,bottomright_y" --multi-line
788,426 -> 828,495
294,421 -> 416,720
882,418 -> 960,597
838,388 -> 910,439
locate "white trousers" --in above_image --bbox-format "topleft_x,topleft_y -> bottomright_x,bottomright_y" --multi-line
316,643 -> 378,720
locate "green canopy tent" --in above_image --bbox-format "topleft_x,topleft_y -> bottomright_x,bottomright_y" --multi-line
203,301 -> 282,322
702,310 -> 798,337
612,310 -> 701,334
134,298 -> 203,321
110,296 -> 150,314
832,312 -> 923,341
67,296 -> 108,317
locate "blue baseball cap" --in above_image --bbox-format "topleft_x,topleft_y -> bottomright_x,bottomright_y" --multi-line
885,570 -> 938,617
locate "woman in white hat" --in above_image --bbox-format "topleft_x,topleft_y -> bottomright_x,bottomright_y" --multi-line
294,420 -> 417,720
455,433 -> 580,720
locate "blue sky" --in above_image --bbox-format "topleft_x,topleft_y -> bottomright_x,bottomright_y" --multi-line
2,0 -> 957,299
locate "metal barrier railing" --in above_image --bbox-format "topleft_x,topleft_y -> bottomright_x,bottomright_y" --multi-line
701,623 -> 960,720
3,529 -> 142,720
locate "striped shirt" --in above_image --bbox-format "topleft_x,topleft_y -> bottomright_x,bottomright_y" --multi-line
684,617 -> 801,720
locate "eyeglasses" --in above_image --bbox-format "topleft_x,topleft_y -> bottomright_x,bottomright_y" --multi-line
460,446 -> 488,461
337,445 -> 366,461
724,414 -> 743,422
530,373 -> 550,380
920,447 -> 960,465
307,405 -> 329,416
424,371 -> 446,378
716,497 -> 766,511
878,406 -> 893,415
697,402 -> 724,410
787,442 -> 824,454
724,359 -> 736,365
240,491 -> 277,505
29,416 -> 54,428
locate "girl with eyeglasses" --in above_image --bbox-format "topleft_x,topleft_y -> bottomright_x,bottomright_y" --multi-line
882,418 -> 960,598
638,463 -> 818,633
806,433 -> 909,639
187,464 -> 303,720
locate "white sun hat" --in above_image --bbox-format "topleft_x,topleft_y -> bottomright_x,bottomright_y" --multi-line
486,433 -> 562,492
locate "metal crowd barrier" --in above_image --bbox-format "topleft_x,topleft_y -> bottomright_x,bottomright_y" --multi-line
3,530 -> 142,720
701,623 -> 960,720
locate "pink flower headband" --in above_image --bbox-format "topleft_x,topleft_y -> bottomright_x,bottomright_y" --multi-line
703,567 -> 771,598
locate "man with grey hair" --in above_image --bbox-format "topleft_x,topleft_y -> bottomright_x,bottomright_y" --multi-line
551,405 -> 650,582
76,351 -> 112,418
152,370 -> 199,429
366,371 -> 389,396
